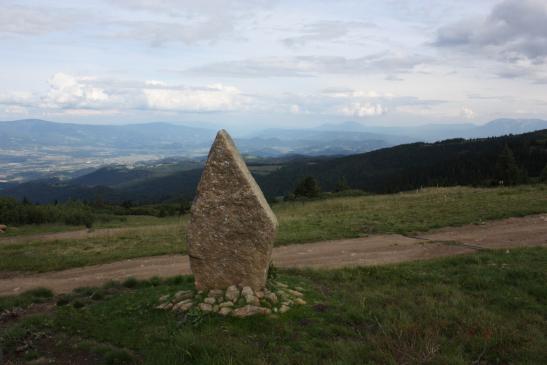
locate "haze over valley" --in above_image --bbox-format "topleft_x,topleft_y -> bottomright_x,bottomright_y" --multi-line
2,118 -> 546,186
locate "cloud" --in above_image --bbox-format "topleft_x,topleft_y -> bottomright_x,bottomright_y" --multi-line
282,20 -> 375,47
460,107 -> 476,119
338,102 -> 386,117
108,19 -> 234,47
3,105 -> 28,115
43,73 -> 109,109
434,0 -> 547,62
0,4 -> 84,36
0,91 -> 35,106
143,83 -> 248,111
13,73 -> 251,113
187,52 -> 429,78
0,0 -> 270,46
106,0 -> 273,45
262,88 -> 445,119
110,0 -> 271,15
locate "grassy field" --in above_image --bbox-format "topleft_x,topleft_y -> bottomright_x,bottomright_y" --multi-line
0,215 -> 182,238
1,247 -> 546,364
1,185 -> 546,273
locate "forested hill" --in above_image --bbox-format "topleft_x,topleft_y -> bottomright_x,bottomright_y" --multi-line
2,129 -> 546,203
255,129 -> 547,196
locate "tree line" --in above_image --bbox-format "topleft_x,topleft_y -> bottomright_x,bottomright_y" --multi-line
0,197 -> 191,227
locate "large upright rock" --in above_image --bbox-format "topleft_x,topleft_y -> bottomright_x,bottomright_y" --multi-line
187,130 -> 278,290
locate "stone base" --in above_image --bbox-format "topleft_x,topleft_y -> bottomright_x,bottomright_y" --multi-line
155,281 -> 307,318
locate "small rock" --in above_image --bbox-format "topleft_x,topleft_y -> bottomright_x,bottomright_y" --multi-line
295,286 -> 305,291
219,301 -> 234,308
173,290 -> 193,300
245,294 -> 260,305
204,297 -> 216,304
163,303 -> 174,310
225,285 -> 240,302
279,305 -> 290,313
241,286 -> 254,297
27,357 -> 51,365
213,305 -> 219,312
286,289 -> 304,297
159,294 -> 170,302
255,290 -> 265,299
232,305 -> 270,318
199,303 -> 213,312
219,307 -> 233,316
178,302 -> 194,312
172,299 -> 192,311
294,298 -> 307,305
208,289 -> 224,298
275,282 -> 288,288
264,292 -> 278,304
15,344 -> 29,352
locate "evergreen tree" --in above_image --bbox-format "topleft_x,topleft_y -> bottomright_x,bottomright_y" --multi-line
334,176 -> 350,192
540,164 -> 547,183
294,176 -> 321,198
495,145 -> 520,185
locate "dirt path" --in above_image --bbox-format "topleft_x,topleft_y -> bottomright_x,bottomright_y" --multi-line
1,215 -> 545,296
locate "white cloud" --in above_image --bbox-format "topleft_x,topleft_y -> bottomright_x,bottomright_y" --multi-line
187,52 -> 430,78
461,107 -> 476,119
3,73 -> 251,114
289,104 -> 301,114
143,83 -> 247,111
0,91 -> 34,105
3,105 -> 28,115
0,4 -> 84,36
282,20 -> 375,47
43,73 -> 109,109
338,102 -> 386,117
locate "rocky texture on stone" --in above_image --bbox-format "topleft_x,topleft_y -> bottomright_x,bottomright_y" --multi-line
155,281 -> 306,318
187,130 -> 278,291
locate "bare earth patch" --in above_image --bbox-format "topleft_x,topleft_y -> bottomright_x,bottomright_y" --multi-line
0,214 -> 545,296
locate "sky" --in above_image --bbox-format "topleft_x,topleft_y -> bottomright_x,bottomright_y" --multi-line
0,0 -> 546,129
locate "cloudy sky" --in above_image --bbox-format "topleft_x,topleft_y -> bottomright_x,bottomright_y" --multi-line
1,0 -> 546,129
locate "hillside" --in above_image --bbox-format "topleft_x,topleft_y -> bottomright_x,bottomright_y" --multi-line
257,129 -> 547,196
2,129 -> 546,204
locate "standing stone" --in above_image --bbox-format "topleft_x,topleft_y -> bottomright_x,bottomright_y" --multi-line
187,130 -> 278,291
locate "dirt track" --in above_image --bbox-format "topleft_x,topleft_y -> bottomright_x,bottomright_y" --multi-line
0,214 -> 546,296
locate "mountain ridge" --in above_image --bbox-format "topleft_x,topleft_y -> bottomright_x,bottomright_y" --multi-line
2,128 -> 546,204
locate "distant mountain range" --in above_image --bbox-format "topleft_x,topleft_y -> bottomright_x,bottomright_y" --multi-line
315,118 -> 547,141
1,118 -> 546,184
2,128 -> 546,204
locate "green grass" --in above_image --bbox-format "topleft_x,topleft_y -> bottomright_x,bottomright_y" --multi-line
0,223 -> 85,238
0,224 -> 186,272
1,185 -> 546,273
275,185 -> 547,244
0,287 -> 53,311
1,215 -> 181,237
1,248 -> 546,364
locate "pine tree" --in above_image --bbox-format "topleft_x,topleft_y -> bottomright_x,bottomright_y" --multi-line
540,164 -> 547,183
294,176 -> 321,198
334,176 -> 350,192
495,145 -> 520,185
